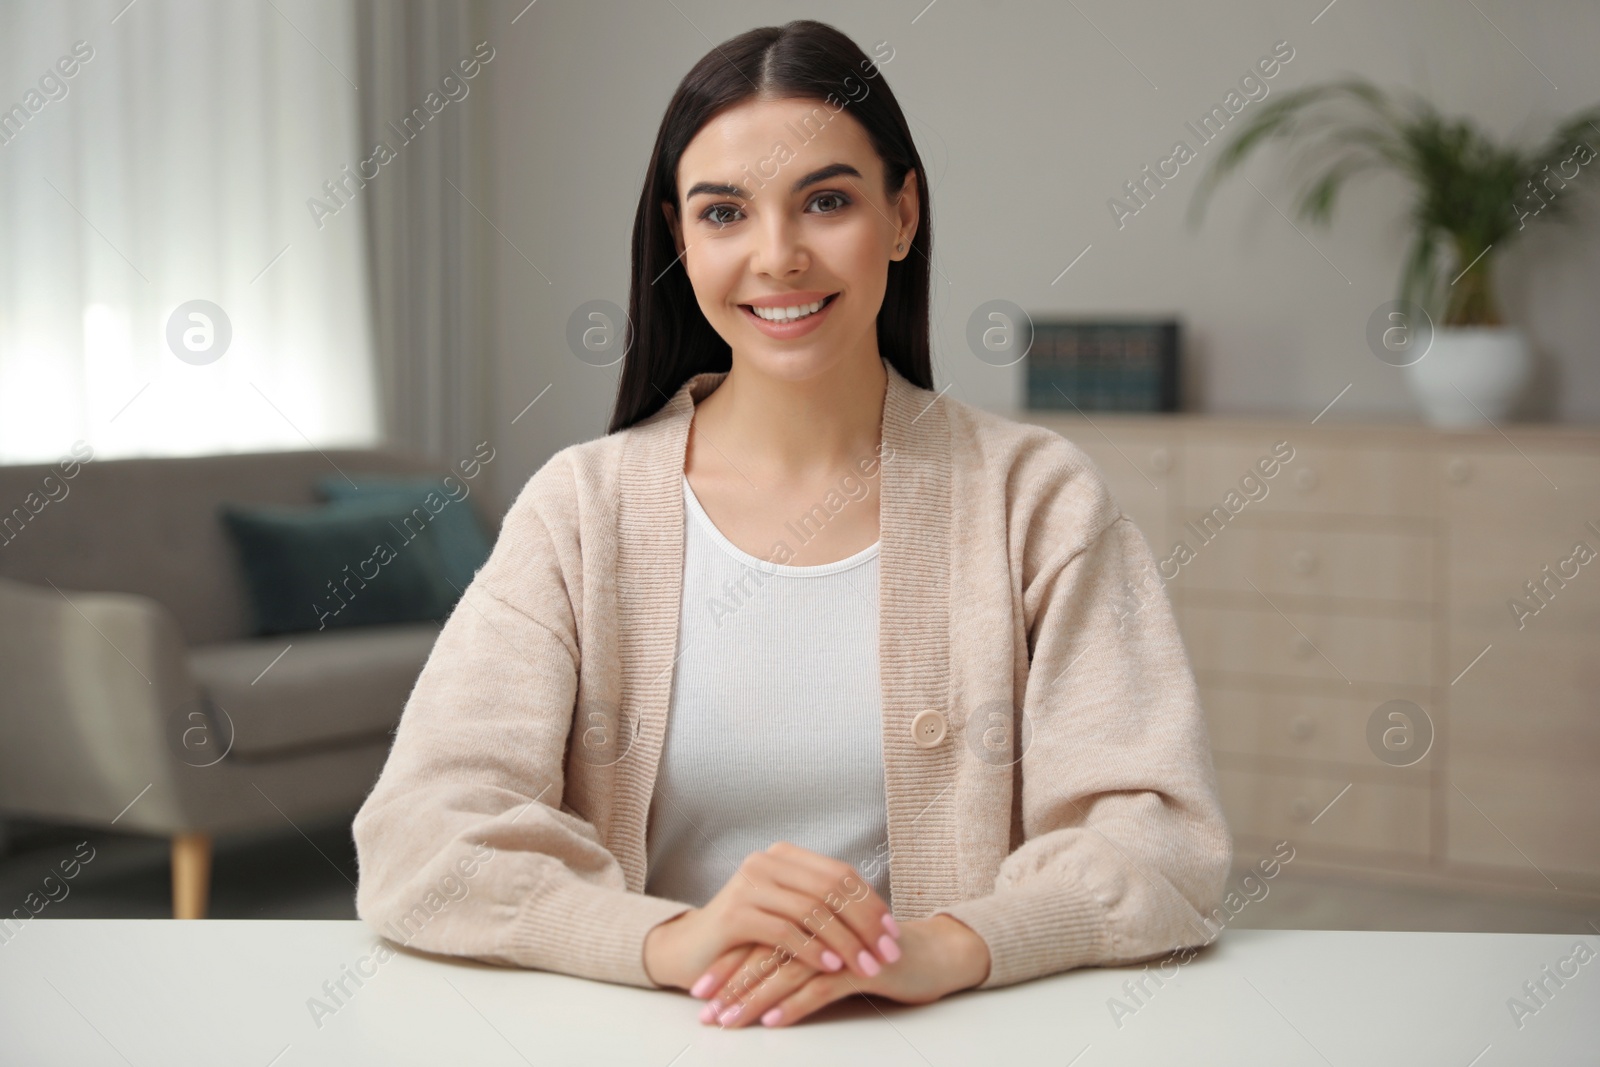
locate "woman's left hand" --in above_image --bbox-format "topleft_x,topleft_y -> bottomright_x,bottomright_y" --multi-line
694,915 -> 991,1028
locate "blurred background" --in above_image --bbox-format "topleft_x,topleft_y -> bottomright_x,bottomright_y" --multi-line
0,0 -> 1595,940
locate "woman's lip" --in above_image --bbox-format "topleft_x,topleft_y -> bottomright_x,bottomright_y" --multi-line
739,293 -> 839,338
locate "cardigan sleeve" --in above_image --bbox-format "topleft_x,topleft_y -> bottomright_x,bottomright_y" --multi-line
351,456 -> 696,989
932,513 -> 1234,990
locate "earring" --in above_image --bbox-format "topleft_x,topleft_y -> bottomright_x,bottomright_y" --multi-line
895,241 -> 904,252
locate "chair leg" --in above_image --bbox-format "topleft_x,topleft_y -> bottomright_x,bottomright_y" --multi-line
171,833 -> 212,919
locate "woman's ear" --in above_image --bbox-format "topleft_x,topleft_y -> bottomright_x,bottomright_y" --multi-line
893,169 -> 919,258
662,201 -> 684,257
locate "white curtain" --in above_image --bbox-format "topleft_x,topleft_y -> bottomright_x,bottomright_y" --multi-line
0,0 -> 380,464
354,0 -> 490,467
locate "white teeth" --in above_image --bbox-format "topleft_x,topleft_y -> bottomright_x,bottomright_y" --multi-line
749,297 -> 828,322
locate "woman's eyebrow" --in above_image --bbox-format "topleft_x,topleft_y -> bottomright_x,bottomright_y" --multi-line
684,162 -> 864,201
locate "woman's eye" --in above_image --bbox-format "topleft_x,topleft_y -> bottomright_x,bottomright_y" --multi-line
698,193 -> 848,226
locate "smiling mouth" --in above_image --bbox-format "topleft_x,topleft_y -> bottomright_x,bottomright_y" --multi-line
739,293 -> 839,322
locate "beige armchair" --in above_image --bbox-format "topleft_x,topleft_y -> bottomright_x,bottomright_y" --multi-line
0,449 -> 501,917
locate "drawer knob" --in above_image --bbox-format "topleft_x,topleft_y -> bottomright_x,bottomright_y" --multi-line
1290,635 -> 1316,660
1290,548 -> 1317,575
1289,714 -> 1315,740
1149,446 -> 1173,473
1447,457 -> 1472,484
1294,466 -> 1319,492
1291,796 -> 1313,822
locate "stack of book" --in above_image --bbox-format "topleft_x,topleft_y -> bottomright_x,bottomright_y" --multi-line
1025,318 -> 1180,413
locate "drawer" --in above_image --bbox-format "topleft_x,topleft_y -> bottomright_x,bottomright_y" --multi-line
1183,441 -> 1435,519
1218,765 -> 1429,858
1202,686 -> 1428,766
1173,519 -> 1434,603
1442,450 -> 1600,529
1447,524 -> 1600,635
1178,603 -> 1434,687
1446,625 -> 1600,764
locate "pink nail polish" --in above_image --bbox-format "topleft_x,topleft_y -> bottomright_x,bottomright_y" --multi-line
821,949 -> 843,971
718,1004 -> 742,1026
699,1002 -> 717,1024
691,972 -> 717,998
878,934 -> 901,963
857,949 -> 881,977
882,913 -> 901,939
762,1007 -> 783,1027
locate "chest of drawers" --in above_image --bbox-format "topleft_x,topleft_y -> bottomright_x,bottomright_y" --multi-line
1017,409 -> 1600,904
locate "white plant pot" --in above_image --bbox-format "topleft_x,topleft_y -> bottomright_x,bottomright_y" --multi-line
1404,326 -> 1532,426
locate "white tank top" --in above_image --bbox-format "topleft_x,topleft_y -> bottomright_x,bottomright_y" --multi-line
644,473 -> 891,910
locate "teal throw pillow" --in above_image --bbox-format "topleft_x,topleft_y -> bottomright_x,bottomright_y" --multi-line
316,474 -> 493,593
219,498 -> 457,636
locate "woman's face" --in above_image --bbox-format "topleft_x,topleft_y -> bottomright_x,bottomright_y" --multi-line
664,95 -> 918,383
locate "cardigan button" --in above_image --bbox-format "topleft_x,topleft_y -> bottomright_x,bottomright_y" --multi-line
911,709 -> 947,748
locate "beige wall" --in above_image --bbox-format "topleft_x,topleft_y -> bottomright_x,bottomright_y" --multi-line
478,0 -> 1599,506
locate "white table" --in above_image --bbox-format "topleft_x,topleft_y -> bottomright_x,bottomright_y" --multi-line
1,921 -> 1594,1065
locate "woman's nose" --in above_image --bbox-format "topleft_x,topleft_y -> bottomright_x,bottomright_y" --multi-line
752,217 -> 806,275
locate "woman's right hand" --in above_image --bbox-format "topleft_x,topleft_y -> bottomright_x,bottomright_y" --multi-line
642,841 -> 901,992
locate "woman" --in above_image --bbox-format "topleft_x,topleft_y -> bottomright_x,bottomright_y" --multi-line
353,18 -> 1232,1031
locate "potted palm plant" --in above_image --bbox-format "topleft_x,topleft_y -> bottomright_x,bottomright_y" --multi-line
1187,78 -> 1600,425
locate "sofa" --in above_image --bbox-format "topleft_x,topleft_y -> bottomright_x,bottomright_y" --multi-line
0,448 -> 502,918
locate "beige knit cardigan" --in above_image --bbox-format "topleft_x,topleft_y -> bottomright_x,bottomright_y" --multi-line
352,356 -> 1233,991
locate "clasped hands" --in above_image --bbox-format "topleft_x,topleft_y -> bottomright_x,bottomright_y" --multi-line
642,841 -> 991,1029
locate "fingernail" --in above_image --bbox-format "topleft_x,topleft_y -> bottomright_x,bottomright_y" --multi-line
857,949 -> 881,977
762,1007 -> 783,1027
690,972 -> 718,998
820,950 -> 843,971
882,913 -> 901,939
718,1005 -> 742,1026
699,1002 -> 717,1024
878,934 -> 901,963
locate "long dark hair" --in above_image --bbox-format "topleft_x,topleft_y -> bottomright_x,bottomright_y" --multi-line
607,19 -> 933,434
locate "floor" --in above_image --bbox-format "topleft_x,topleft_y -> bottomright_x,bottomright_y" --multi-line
0,816 -> 361,922
2,815 -> 1595,933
